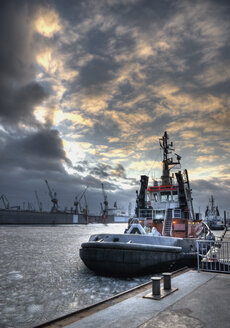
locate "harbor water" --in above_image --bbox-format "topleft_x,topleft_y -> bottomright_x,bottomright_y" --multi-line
0,224 -> 152,328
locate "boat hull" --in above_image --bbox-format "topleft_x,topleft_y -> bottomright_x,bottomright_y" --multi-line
80,233 -> 197,276
209,224 -> 225,230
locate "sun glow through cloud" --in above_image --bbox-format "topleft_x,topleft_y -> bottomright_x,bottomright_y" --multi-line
35,9 -> 61,37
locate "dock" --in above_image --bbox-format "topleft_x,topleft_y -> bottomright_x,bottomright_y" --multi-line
37,230 -> 230,328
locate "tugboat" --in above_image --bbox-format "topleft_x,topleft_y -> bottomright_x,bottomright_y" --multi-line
204,196 -> 225,230
80,132 -> 214,276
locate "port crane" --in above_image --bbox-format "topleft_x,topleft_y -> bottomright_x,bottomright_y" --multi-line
100,202 -> 103,214
101,183 -> 108,220
34,191 -> 43,212
0,194 -> 10,209
45,180 -> 59,212
83,194 -> 89,215
27,202 -> 35,211
74,186 -> 88,214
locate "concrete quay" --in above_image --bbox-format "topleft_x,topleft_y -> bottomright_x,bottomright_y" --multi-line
66,271 -> 230,328
38,230 -> 230,328
38,269 -> 230,328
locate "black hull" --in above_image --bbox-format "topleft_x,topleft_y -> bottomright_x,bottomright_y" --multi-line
210,226 -> 225,230
80,241 -> 197,277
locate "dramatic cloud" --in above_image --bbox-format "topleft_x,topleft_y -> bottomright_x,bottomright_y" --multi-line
1,0 -> 230,215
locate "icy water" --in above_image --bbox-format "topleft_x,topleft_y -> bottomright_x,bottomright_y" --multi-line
0,224 -> 152,328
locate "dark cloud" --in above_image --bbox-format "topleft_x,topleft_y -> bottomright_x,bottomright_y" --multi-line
23,129 -> 68,161
0,128 -> 70,173
0,1 -> 34,81
0,82 -> 48,125
0,1 -> 51,127
112,163 -> 126,178
85,29 -> 112,56
79,57 -> 120,93
74,165 -> 85,173
75,120 -> 120,145
89,163 -> 111,178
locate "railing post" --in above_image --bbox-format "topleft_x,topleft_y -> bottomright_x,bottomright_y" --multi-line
196,240 -> 200,272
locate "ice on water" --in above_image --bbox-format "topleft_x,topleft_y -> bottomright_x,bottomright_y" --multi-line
0,224 -> 151,328
27,304 -> 43,314
8,271 -> 24,280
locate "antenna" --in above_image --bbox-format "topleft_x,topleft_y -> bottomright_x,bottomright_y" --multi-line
159,131 -> 181,185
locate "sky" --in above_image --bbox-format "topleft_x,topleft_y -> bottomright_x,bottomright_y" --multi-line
1,0 -> 230,216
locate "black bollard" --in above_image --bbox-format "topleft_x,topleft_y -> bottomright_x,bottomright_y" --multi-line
163,272 -> 172,290
151,277 -> 161,296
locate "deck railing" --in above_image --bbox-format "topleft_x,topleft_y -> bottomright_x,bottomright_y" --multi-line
196,239 -> 230,274
137,208 -> 156,219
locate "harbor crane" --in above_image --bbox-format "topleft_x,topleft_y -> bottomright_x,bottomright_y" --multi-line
45,180 -> 59,212
100,202 -> 103,215
34,191 -> 43,212
83,194 -> 89,215
27,202 -> 35,211
0,194 -> 10,209
101,183 -> 108,219
74,186 -> 88,214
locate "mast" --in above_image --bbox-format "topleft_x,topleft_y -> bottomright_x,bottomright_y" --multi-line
159,131 -> 181,185
210,195 -> 215,212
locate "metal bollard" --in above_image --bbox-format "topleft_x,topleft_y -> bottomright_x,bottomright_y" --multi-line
162,272 -> 172,290
151,277 -> 161,296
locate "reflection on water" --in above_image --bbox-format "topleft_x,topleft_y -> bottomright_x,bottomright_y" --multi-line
0,224 -> 151,328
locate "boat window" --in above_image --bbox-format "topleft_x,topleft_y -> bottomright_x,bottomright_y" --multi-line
152,193 -> 158,202
172,191 -> 178,201
160,191 -> 171,202
156,210 -> 165,219
174,209 -> 181,218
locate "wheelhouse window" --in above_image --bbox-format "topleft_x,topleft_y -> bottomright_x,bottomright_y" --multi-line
153,192 -> 158,202
148,192 -> 158,202
172,190 -> 178,201
160,191 -> 171,202
155,210 -> 165,220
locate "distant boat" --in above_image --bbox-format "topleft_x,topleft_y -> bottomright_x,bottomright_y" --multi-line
204,196 -> 225,230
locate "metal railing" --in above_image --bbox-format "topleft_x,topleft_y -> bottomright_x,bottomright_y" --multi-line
196,239 -> 230,273
138,208 -> 156,219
